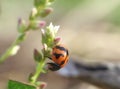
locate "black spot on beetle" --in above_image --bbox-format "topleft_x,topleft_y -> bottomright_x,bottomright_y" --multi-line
60,60 -> 65,65
53,53 -> 64,59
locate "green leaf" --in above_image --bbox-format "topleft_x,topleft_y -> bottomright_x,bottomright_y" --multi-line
28,73 -> 34,83
34,0 -> 47,10
17,33 -> 26,44
34,49 -> 43,62
17,19 -> 27,33
39,8 -> 53,17
8,80 -> 36,89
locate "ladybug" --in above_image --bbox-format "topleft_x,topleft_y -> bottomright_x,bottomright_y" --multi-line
47,44 -> 69,71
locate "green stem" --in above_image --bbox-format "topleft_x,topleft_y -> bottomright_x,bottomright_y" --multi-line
30,59 -> 45,84
0,38 -> 19,63
0,25 -> 30,63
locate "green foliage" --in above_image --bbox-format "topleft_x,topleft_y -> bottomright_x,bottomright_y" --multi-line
17,19 -> 27,33
34,0 -> 47,9
0,0 -> 53,64
8,80 -> 36,89
40,8 -> 53,17
0,0 -> 61,88
30,23 -> 60,85
17,33 -> 26,43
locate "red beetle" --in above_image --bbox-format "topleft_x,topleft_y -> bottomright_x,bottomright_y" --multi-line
48,44 -> 69,71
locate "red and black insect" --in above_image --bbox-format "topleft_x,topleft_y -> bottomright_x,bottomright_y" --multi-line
47,44 -> 69,71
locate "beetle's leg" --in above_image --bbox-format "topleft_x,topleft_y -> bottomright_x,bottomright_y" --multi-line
48,57 -> 52,60
47,62 -> 61,71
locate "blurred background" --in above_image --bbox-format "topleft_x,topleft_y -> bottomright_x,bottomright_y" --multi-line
0,0 -> 120,89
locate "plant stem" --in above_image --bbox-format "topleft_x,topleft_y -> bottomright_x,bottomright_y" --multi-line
0,25 -> 30,63
0,38 -> 19,63
30,59 -> 45,84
